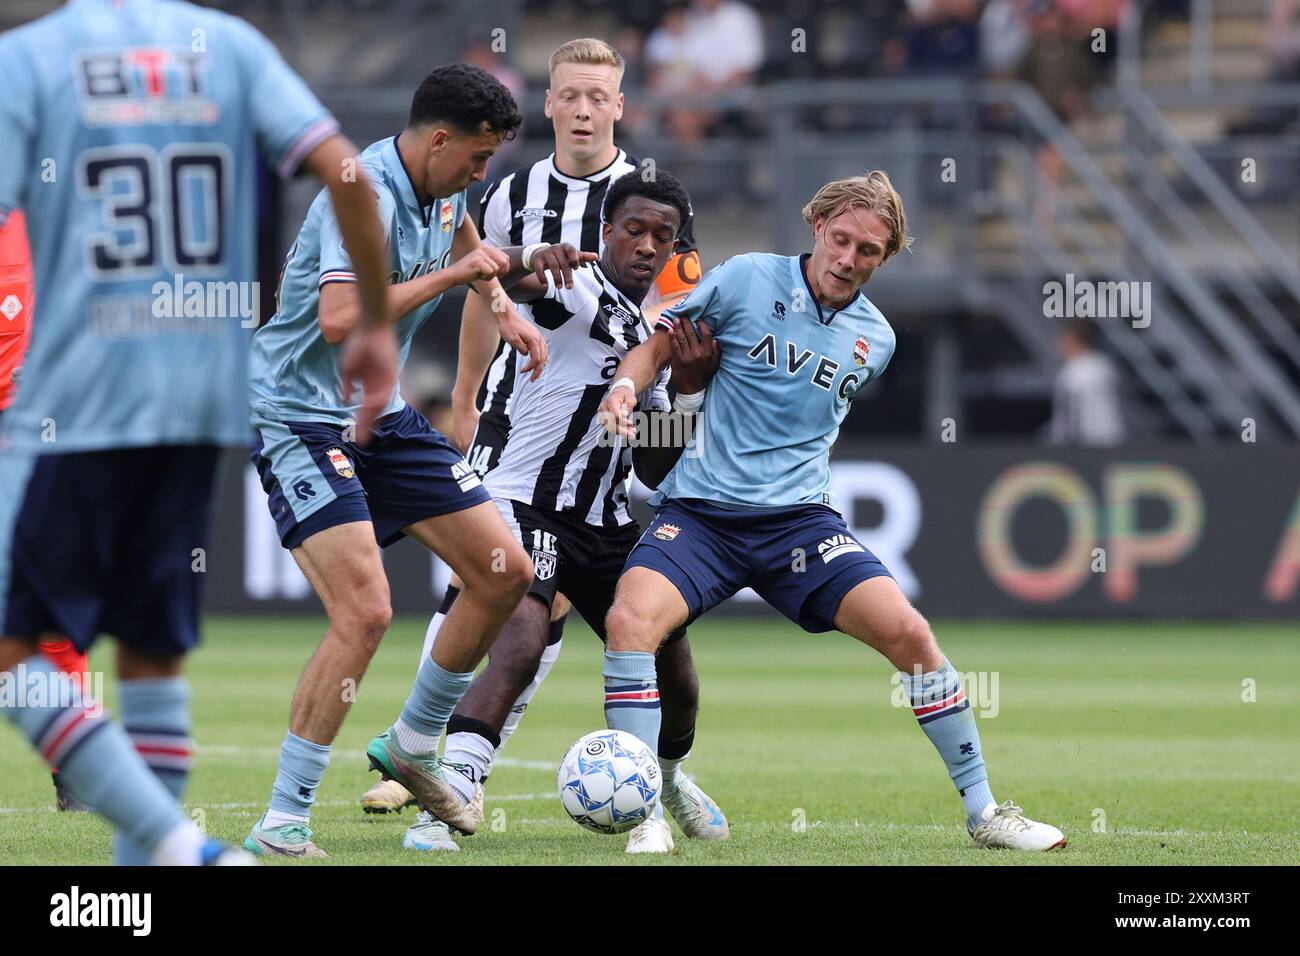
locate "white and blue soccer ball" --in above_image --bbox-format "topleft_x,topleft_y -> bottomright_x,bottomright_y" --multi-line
557,730 -> 661,834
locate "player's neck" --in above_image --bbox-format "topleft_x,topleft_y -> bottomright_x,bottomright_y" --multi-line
803,258 -> 858,312
554,141 -> 619,179
396,129 -> 431,205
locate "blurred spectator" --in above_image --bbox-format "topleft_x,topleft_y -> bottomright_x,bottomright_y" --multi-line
1047,320 -> 1126,446
646,0 -> 764,147
980,0 -> 1030,77
1229,0 -> 1300,134
612,25 -> 653,138
903,0 -> 981,77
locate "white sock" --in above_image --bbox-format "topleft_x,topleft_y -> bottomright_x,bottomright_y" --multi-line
150,820 -> 206,866
659,753 -> 688,789
260,808 -> 309,830
498,638 -> 562,751
443,731 -> 494,803
393,717 -> 440,756
419,611 -> 445,667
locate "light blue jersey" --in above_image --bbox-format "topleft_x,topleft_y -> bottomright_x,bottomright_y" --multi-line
249,136 -> 467,427
0,0 -> 339,452
652,252 -> 896,510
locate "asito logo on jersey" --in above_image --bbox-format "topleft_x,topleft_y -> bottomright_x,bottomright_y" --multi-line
326,447 -> 355,479
818,534 -> 865,563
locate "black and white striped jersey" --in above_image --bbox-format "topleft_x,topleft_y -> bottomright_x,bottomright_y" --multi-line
483,261 -> 670,528
472,148 -> 697,433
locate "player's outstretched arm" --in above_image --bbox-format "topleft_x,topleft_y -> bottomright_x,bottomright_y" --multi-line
633,319 -> 719,488
451,218 -> 549,381
303,134 -> 395,444
598,328 -> 675,440
450,291 -> 500,453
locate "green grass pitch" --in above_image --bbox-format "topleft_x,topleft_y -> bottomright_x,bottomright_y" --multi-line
1,616 -> 1296,865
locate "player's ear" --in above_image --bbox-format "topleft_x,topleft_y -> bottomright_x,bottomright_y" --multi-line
602,220 -> 612,245
429,126 -> 450,154
544,89 -> 553,119
613,91 -> 624,122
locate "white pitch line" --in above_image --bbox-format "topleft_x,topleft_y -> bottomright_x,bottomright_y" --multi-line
194,743 -> 553,771
0,793 -> 555,816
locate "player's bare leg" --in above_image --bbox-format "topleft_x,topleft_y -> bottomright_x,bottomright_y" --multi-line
247,521 -> 392,858
833,576 -> 1065,851
366,501 -> 531,835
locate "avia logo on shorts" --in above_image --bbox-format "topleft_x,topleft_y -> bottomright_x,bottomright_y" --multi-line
654,523 -> 681,541
451,460 -> 482,493
326,447 -> 355,479
818,534 -> 865,563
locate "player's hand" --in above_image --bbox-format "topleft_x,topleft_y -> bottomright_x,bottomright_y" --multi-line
496,303 -> 548,381
668,318 -> 720,396
531,243 -> 598,290
450,394 -> 480,454
339,325 -> 399,445
598,383 -> 639,440
453,246 -> 509,286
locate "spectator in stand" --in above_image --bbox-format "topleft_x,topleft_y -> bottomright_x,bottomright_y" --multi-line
461,34 -> 526,171
902,0 -> 981,77
646,0 -> 764,148
1047,320 -> 1126,446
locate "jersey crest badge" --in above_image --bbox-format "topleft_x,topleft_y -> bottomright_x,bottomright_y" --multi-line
654,523 -> 681,542
853,337 -> 870,367
440,200 -> 454,233
326,447 -> 355,479
532,548 -> 557,581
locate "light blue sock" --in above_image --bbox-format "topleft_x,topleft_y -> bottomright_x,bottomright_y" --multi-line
266,731 -> 331,822
603,650 -> 661,753
899,657 -> 995,828
397,655 -> 474,740
2,654 -> 187,856
113,677 -> 193,865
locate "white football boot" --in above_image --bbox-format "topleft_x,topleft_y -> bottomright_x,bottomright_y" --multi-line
360,778 -> 417,814
660,773 -> 730,840
625,814 -> 675,854
969,800 -> 1066,851
402,810 -> 460,852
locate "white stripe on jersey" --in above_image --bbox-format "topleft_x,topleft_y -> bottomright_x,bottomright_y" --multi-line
476,149 -> 695,422
483,262 -> 670,528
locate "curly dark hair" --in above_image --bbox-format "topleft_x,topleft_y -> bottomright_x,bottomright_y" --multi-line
601,168 -> 692,236
408,63 -> 522,140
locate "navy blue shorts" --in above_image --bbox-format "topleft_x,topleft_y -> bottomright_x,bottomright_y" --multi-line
625,498 -> 893,633
0,444 -> 220,655
251,403 -> 491,550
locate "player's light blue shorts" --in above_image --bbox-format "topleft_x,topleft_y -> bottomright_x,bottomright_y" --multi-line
624,497 -> 893,633
250,403 -> 490,550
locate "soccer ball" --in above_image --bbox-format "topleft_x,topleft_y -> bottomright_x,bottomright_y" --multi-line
557,730 -> 661,834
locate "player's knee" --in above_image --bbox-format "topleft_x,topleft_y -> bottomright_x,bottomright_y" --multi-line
337,594 -> 392,649
605,602 -> 656,651
464,541 -> 532,599
888,611 -> 936,660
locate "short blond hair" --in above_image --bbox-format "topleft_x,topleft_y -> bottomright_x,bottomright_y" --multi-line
802,170 -> 912,260
549,37 -> 625,84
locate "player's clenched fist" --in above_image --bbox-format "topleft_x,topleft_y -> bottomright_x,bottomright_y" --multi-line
452,246 -> 510,285
598,380 -> 639,440
529,242 -> 598,290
